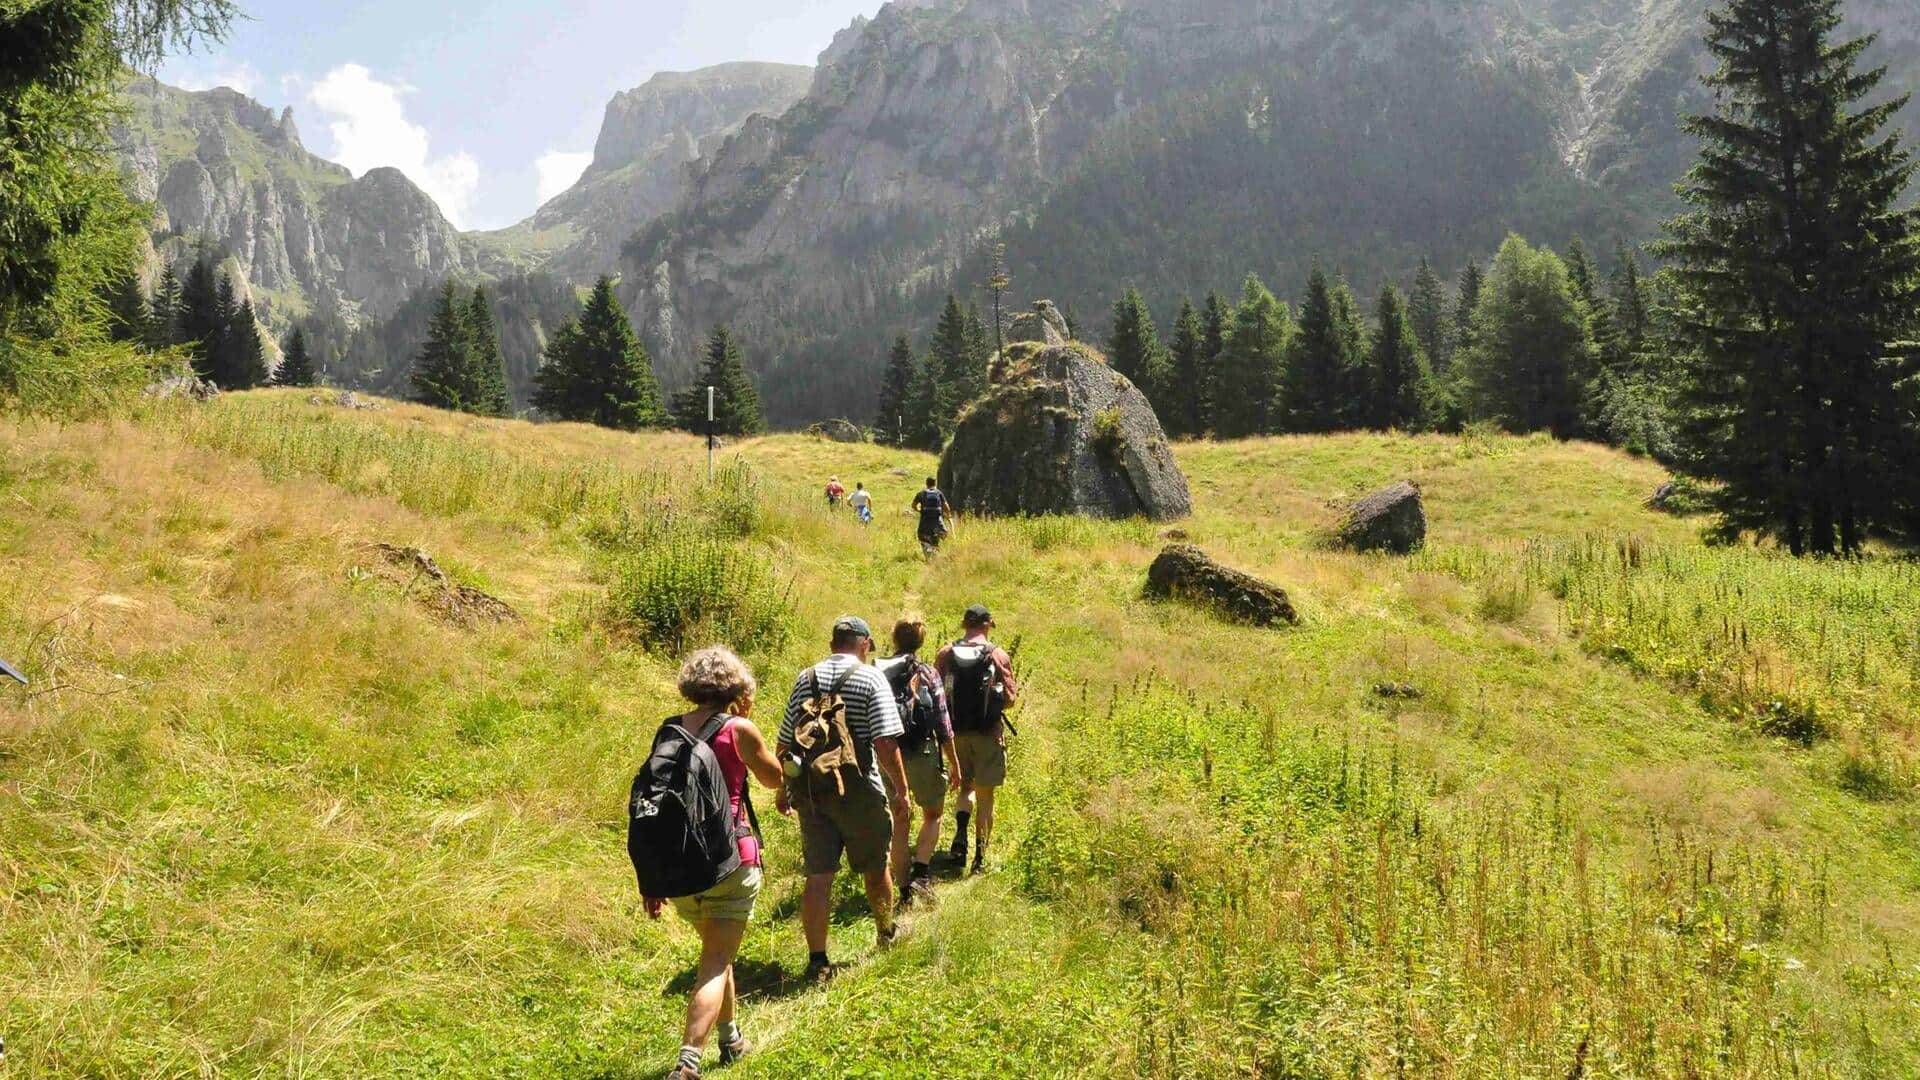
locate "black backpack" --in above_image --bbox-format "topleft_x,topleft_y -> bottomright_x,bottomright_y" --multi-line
627,714 -> 746,899
946,642 -> 1001,734
878,655 -> 938,751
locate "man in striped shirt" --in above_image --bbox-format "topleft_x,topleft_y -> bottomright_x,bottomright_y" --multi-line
775,616 -> 912,983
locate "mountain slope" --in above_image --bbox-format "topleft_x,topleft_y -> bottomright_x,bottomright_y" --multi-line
115,76 -> 474,330
475,62 -> 813,282
619,0 -> 1920,424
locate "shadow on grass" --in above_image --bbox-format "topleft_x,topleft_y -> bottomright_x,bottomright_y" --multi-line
662,956 -> 813,1002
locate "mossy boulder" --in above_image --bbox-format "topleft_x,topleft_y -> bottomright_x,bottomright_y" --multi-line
1007,299 -> 1071,347
938,342 -> 1191,521
1145,544 -> 1298,627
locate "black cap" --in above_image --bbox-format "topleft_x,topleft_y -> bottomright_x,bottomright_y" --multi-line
963,604 -> 992,626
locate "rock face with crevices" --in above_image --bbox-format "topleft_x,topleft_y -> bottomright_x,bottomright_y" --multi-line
1336,481 -> 1427,554
939,342 -> 1190,521
1145,544 -> 1298,627
1007,300 -> 1071,347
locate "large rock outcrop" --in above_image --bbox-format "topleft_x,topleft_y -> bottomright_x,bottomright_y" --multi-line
1008,301 -> 1071,347
115,77 -> 470,332
1336,481 -> 1427,554
938,342 -> 1191,521
1145,544 -> 1298,627
487,62 -> 813,283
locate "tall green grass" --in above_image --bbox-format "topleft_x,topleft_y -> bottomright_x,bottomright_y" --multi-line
163,396 -> 798,654
1015,685 -> 1915,1077
1426,537 -> 1920,776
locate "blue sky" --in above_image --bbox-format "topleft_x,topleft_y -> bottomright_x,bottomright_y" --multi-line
162,0 -> 881,230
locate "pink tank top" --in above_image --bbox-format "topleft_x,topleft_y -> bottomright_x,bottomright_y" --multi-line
708,718 -> 761,867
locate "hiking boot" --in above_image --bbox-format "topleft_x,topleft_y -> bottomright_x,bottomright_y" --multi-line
948,831 -> 968,865
665,1067 -> 700,1080
718,1033 -> 750,1066
802,956 -> 836,986
909,874 -> 936,905
877,922 -> 900,948
970,845 -> 989,877
898,881 -> 915,910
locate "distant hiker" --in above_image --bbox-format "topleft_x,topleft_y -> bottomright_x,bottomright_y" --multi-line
776,616 -> 914,983
630,648 -> 785,1080
938,605 -> 1019,875
911,477 -> 949,557
874,618 -> 960,907
825,476 -> 846,510
850,482 -> 874,525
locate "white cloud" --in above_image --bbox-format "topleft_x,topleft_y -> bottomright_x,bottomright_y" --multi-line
172,60 -> 264,97
535,150 -> 593,206
304,63 -> 481,229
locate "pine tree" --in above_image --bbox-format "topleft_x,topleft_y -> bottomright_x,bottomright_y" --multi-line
1285,266 -> 1362,433
874,335 -> 917,446
673,325 -> 765,437
1451,257 -> 1484,360
1199,291 -> 1229,433
1164,299 -> 1206,438
466,287 -> 509,417
105,273 -> 151,345
1657,0 -> 1920,554
223,298 -> 268,389
1107,287 -> 1163,387
150,266 -> 182,350
1564,238 -> 1599,310
1602,245 -> 1655,377
411,281 -> 478,412
176,255 -> 223,381
1408,257 -> 1450,374
1367,284 -> 1427,430
275,327 -> 317,387
903,348 -> 944,451
530,277 -> 665,429
1465,235 -> 1590,437
1213,275 -> 1291,439
928,295 -> 980,438
986,242 -> 1011,364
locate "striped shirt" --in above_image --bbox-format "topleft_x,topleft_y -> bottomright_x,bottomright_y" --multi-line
779,654 -> 904,788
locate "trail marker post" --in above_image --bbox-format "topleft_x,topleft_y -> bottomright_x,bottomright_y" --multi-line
706,386 -> 716,484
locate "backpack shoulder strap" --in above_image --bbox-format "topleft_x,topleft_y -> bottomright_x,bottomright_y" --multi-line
828,661 -> 860,696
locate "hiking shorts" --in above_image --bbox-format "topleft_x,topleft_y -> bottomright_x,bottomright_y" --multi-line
791,779 -> 894,876
895,741 -> 949,810
670,865 -> 762,925
955,731 -> 1008,788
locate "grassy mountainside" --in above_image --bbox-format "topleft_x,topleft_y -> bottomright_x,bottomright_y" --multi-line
2,396 -> 1917,1077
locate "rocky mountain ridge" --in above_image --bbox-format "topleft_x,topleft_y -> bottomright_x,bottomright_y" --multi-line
115,76 -> 472,332
616,0 -> 1920,423
476,61 -> 813,283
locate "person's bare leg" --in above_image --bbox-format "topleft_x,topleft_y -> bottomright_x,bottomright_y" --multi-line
889,802 -> 912,883
681,918 -> 748,1051
975,785 -> 998,849
914,804 -> 943,865
863,864 -> 896,934
802,872 -> 834,954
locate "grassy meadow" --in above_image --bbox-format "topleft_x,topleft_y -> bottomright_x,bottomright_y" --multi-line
1,391 -> 1917,1078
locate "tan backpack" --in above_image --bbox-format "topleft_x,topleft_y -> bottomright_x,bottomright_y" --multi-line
793,665 -> 863,797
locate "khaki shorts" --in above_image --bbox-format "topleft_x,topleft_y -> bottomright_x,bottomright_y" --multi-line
670,864 -> 761,925
791,778 -> 895,875
891,741 -> 950,810
955,731 -> 1008,788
